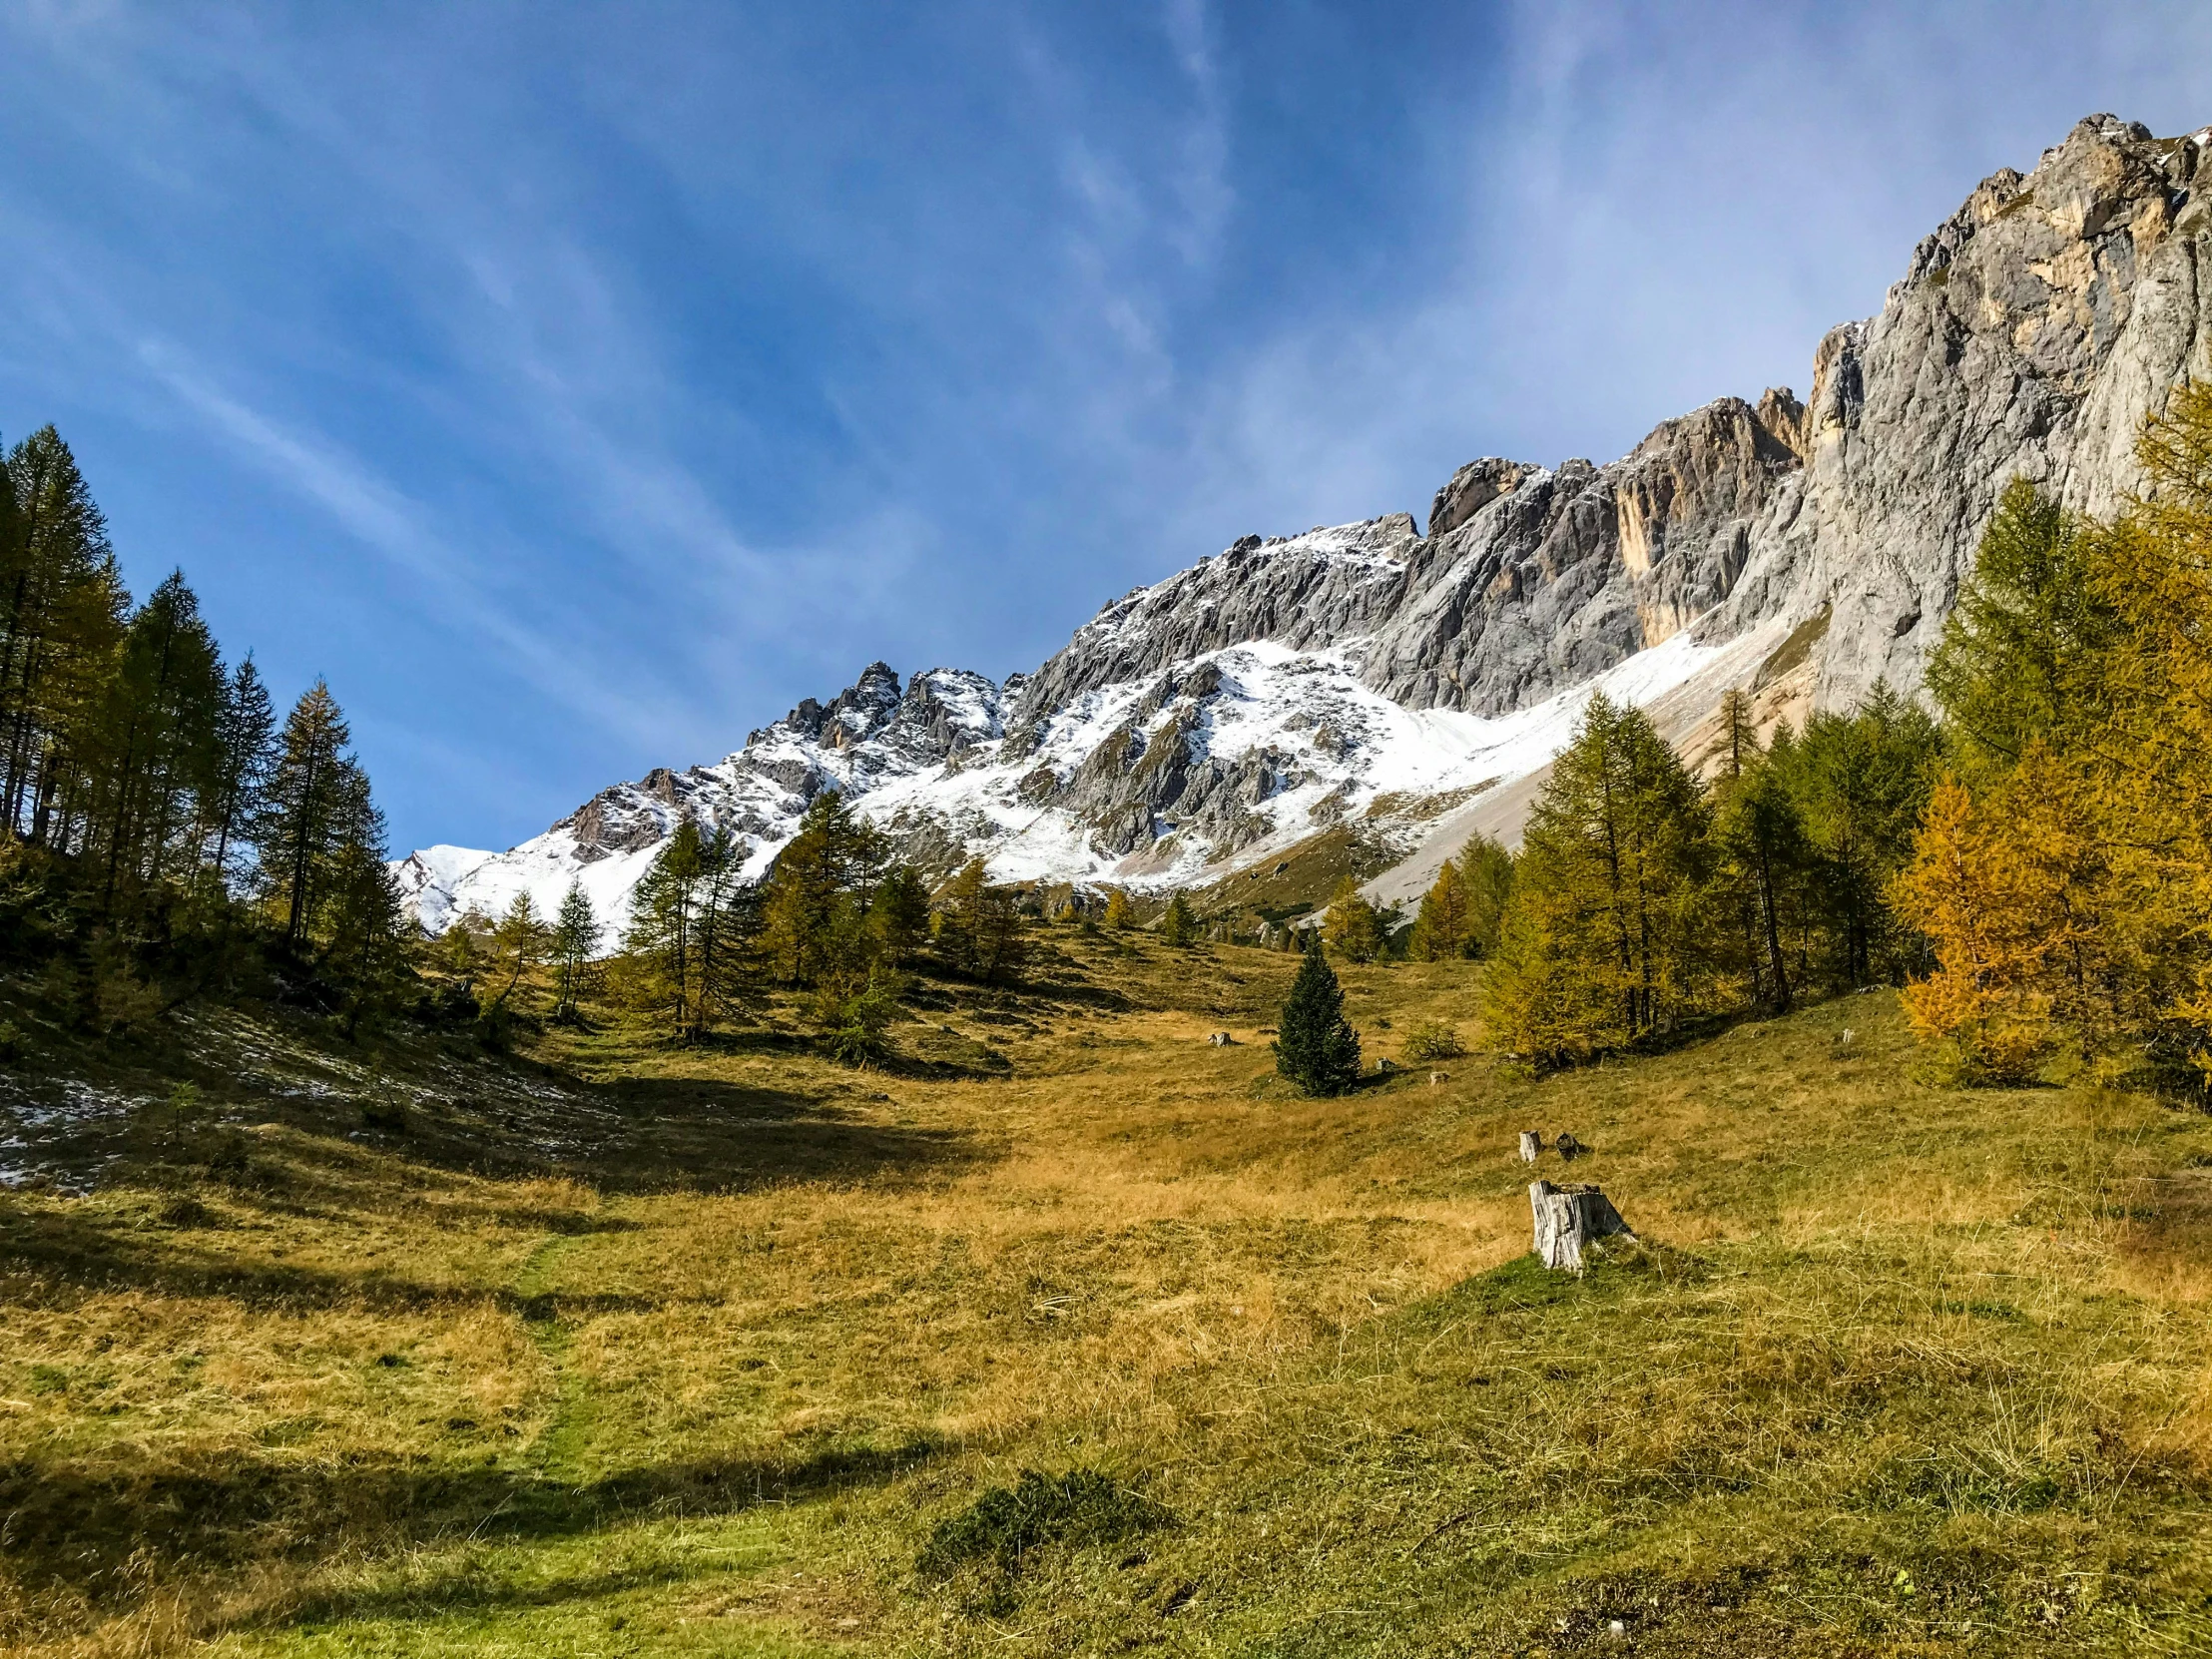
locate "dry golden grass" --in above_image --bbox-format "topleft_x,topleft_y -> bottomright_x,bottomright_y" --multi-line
0,929 -> 2207,1655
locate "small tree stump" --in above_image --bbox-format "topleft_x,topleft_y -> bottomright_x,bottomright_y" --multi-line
1555,1131 -> 1583,1160
1528,1180 -> 1635,1273
1518,1131 -> 1541,1163
1208,1031 -> 1233,1047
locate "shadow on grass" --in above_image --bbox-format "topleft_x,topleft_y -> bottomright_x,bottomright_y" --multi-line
0,1436 -> 938,1608
0,1199 -> 667,1316
279,1561 -> 703,1631
245,1072 -> 984,1198
574,1075 -> 988,1193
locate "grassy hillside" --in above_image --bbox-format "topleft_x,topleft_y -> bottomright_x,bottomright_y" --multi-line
2,930 -> 2208,1656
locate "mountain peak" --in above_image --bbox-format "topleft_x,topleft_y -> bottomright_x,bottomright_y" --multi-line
400,111 -> 2212,937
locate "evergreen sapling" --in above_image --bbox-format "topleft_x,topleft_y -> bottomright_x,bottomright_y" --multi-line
1275,946 -> 1362,1096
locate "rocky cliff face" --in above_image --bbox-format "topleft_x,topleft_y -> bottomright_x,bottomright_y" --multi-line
1715,114 -> 2212,705
399,113 -> 2212,933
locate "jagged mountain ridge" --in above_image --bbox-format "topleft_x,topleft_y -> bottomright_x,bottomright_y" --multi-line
398,113 -> 2212,934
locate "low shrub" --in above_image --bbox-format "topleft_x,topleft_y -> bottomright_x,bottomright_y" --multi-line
917,1468 -> 1169,1578
1401,1019 -> 1466,1061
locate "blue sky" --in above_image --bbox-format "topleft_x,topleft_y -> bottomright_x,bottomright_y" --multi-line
3,1 -> 2210,855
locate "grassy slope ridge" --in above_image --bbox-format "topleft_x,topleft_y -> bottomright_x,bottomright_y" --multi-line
1,933 -> 2208,1657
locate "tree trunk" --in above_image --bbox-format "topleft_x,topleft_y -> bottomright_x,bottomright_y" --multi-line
1529,1181 -> 1635,1273
1518,1130 -> 1541,1163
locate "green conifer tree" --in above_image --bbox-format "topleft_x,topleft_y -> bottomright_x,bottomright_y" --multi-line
1925,478 -> 2116,779
621,822 -> 754,1041
0,426 -> 129,848
1275,945 -> 1362,1095
1160,887 -> 1197,946
487,891 -> 552,1009
760,791 -> 883,987
1709,690 -> 1805,1013
623,820 -> 709,1040
552,882 -> 601,1022
206,655 -> 276,892
311,764 -> 409,1037
1784,685 -> 1941,987
1321,876 -> 1386,962
936,856 -> 1027,983
83,569 -> 225,909
868,863 -> 931,966
1458,832 -> 1515,956
1478,692 -> 1714,1065
255,682 -> 366,948
1408,857 -> 1469,959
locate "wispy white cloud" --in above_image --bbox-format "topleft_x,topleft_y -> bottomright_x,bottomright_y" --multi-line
7,0 -> 2212,857
138,339 -> 693,749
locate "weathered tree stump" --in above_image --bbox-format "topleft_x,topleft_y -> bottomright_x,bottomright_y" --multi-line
1528,1181 -> 1635,1273
1518,1131 -> 1542,1163
1554,1131 -> 1583,1160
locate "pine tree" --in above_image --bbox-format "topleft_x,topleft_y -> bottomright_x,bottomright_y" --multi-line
1925,478 -> 2115,778
255,682 -> 368,949
318,839 -> 409,1037
487,891 -> 552,1009
1458,832 -> 1514,956
82,570 -> 225,910
1477,894 -> 1605,1070
691,825 -> 757,1029
206,655 -> 276,893
620,820 -> 754,1041
760,791 -> 883,987
1889,389 -> 2212,1080
1786,686 -> 1941,987
1160,888 -> 1197,947
936,857 -> 1027,983
440,908 -> 492,982
623,820 -> 709,1040
0,426 -> 129,849
868,863 -> 931,965
1275,945 -> 1361,1095
1322,876 -> 1387,962
310,759 -> 408,1037
1709,690 -> 1805,1013
1478,692 -> 1714,1064
551,881 -> 601,1022
1409,857 -> 1470,959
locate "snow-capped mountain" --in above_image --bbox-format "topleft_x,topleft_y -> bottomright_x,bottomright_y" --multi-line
399,114 -> 2212,934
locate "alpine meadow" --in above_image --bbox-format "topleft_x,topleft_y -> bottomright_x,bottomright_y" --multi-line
5,71 -> 2212,1659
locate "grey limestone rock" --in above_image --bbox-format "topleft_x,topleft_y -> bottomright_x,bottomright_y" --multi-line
406,111 -> 2212,926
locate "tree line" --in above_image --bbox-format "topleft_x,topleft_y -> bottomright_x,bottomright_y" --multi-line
460,791 -> 1037,1053
1468,681 -> 1937,1067
0,425 -> 406,1029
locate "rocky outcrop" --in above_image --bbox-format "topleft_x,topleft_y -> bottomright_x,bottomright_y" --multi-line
1427,457 -> 1537,538
1363,392 -> 1809,715
1713,114 -> 2212,706
1011,514 -> 1418,728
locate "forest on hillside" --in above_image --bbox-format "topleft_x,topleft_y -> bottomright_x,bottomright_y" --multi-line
0,426 -> 407,1038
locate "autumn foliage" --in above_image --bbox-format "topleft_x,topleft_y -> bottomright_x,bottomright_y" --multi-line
1892,386 -> 2212,1088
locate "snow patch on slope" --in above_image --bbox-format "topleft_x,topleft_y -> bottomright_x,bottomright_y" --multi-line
398,617 -> 1751,938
